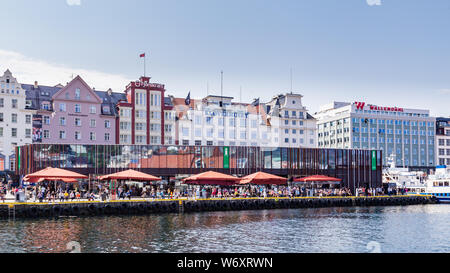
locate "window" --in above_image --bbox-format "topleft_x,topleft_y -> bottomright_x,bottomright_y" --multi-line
218,117 -> 224,126
136,123 -> 145,131
75,88 -> 81,99
90,106 -> 96,114
105,120 -> 111,128
104,133 -> 110,141
90,119 -> 96,128
182,140 -> 190,145
11,99 -> 17,109
11,114 -> 17,123
218,129 -> 225,138
26,115 -> 31,124
229,118 -> 235,127
75,104 -> 81,113
206,116 -> 213,125
59,131 -> 66,139
25,129 -> 31,138
59,103 -> 66,112
43,116 -> 50,125
0,113 -> 3,122
195,140 -> 202,146
0,99 -> 3,107
229,130 -> 235,139
43,130 -> 49,139
11,128 -> 17,137
182,127 -> 189,137
240,131 -> 246,139
90,132 -> 96,141
75,118 -> 81,126
59,117 -> 66,126
0,127 -> 2,137
195,128 -> 202,137
75,131 -> 81,140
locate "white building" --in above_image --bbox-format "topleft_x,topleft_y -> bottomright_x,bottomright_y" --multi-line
0,70 -> 35,171
315,101 -> 436,171
171,93 -> 316,148
435,117 -> 450,166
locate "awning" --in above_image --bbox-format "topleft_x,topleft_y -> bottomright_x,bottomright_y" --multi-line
240,172 -> 287,185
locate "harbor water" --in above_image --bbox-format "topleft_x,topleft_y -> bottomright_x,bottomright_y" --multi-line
0,204 -> 448,253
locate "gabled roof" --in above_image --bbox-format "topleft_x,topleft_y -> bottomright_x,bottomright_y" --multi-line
52,75 -> 102,103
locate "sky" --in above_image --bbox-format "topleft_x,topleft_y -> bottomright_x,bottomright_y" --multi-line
0,0 -> 449,116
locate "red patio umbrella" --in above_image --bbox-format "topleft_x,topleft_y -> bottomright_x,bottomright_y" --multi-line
25,167 -> 88,180
240,172 -> 287,185
183,171 -> 240,186
99,169 -> 161,182
293,175 -> 342,184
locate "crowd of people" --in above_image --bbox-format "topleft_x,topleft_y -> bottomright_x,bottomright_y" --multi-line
0,180 -> 402,203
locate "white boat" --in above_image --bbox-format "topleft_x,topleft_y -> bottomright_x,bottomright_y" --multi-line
420,166 -> 450,203
382,154 -> 427,194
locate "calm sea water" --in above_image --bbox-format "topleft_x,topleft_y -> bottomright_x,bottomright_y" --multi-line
0,204 -> 449,253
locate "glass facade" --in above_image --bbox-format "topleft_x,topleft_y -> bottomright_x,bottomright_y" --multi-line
16,144 -> 382,192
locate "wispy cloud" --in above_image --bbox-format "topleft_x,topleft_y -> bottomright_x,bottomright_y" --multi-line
0,49 -> 129,92
66,0 -> 81,6
437,88 -> 450,95
366,0 -> 382,6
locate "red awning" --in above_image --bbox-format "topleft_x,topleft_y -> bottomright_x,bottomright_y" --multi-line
294,175 -> 342,183
183,171 -> 240,186
25,167 -> 88,180
240,172 -> 287,185
99,169 -> 161,182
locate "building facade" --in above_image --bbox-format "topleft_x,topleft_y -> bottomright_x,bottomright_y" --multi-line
16,143 -> 383,193
435,117 -> 450,166
117,76 -> 175,145
0,70 -> 35,171
170,93 -> 317,148
315,101 -> 436,171
23,76 -> 125,145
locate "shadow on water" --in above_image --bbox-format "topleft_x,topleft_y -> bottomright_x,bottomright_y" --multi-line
0,204 -> 449,253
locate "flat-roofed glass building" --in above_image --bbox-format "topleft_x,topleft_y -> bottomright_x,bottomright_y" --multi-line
16,144 -> 382,193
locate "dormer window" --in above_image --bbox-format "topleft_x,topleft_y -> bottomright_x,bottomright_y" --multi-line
75,88 -> 81,100
103,106 -> 110,114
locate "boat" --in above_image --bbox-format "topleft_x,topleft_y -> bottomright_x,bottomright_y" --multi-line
420,166 -> 450,203
382,154 -> 427,194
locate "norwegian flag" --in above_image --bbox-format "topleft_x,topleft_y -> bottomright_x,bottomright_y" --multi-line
140,53 -> 145,58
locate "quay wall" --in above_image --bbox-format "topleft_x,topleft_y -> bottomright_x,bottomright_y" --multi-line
0,195 -> 438,220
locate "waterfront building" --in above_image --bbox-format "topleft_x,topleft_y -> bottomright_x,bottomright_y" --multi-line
315,101 -> 436,171
435,117 -> 450,166
170,92 -> 316,148
117,76 -> 175,145
23,76 -> 126,145
264,93 -> 317,148
16,143 -> 382,192
0,70 -> 35,171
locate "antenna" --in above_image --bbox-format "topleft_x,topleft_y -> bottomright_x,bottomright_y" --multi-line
207,81 -> 209,96
220,70 -> 223,107
240,86 -> 243,103
290,67 -> 293,94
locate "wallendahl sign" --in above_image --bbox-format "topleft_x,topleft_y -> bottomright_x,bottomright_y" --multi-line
354,101 -> 404,112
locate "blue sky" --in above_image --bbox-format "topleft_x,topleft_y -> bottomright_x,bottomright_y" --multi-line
0,0 -> 449,116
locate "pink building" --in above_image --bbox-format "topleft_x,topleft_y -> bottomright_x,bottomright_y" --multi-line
23,76 -> 126,144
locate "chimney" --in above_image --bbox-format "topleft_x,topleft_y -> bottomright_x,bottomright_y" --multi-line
34,81 -> 38,89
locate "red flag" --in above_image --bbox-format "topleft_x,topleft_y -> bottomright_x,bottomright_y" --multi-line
140,53 -> 145,58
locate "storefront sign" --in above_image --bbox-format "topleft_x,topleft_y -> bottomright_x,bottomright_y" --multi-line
223,147 -> 230,169
371,150 -> 377,171
204,109 -> 249,118
354,101 -> 404,112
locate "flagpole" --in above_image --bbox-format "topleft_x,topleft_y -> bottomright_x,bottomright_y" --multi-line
144,55 -> 146,77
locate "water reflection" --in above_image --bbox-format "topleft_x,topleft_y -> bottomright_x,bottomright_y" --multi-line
0,205 -> 449,253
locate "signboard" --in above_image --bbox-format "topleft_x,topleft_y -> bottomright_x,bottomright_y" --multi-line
371,150 -> 377,171
354,101 -> 404,112
223,147 -> 230,169
32,114 -> 43,143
